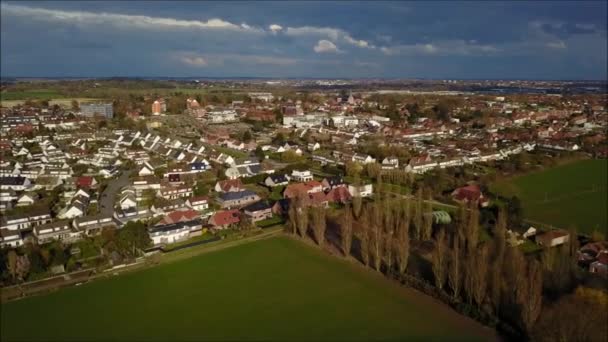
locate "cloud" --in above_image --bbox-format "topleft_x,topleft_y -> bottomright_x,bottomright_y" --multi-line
381,40 -> 498,56
546,41 -> 567,49
314,40 -> 341,53
269,24 -> 283,34
0,3 -> 262,33
180,56 -> 208,67
285,25 -> 375,49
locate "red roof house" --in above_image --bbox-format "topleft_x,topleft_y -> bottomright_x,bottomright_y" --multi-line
451,184 -> 489,207
157,209 -> 200,226
76,176 -> 98,189
208,209 -> 240,229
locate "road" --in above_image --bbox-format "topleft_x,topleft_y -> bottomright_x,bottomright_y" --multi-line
99,170 -> 132,216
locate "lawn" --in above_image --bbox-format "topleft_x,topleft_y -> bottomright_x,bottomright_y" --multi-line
0,89 -> 65,101
491,159 -> 607,234
1,237 -> 493,341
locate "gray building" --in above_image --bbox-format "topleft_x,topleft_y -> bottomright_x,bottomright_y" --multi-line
81,103 -> 114,119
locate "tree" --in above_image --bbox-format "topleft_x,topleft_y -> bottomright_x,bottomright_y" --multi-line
352,173 -> 363,219
421,190 -> 433,240
71,100 -> 80,111
432,229 -> 447,290
448,238 -> 461,299
412,188 -> 423,240
358,207 -> 371,266
242,130 -> 253,143
311,207 -> 327,247
519,259 -> 543,333
296,204 -> 309,239
6,250 -> 18,281
471,243 -> 489,307
465,204 -> 480,255
116,221 -> 152,258
341,204 -> 354,257
395,198 -> 411,275
490,207 -> 507,312
370,216 -> 383,272
287,201 -> 297,234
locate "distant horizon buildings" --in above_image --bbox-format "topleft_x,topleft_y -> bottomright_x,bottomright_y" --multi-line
80,102 -> 113,119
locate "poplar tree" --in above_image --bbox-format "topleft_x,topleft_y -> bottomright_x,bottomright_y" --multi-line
432,229 -> 447,290
448,238 -> 461,299
341,204 -> 354,257
396,199 -> 411,275
311,206 -> 327,247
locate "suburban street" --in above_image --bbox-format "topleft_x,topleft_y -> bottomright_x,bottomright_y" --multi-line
99,170 -> 132,216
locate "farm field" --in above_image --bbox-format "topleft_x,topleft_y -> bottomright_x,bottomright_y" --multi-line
0,98 -> 100,108
492,159 -> 607,234
1,236 -> 494,341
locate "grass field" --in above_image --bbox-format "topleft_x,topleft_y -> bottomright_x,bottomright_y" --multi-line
1,237 -> 493,341
492,159 -> 607,234
0,97 -> 100,108
0,89 -> 65,101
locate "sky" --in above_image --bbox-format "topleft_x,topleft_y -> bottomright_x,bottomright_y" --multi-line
1,1 -> 607,79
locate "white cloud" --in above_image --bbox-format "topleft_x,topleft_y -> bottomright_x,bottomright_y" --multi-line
381,40 -> 498,56
286,25 -> 375,49
546,41 -> 567,49
180,56 -> 208,67
314,40 -> 341,53
269,24 -> 283,33
1,3 -> 262,33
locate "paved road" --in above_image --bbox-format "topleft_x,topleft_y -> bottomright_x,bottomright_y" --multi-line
99,170 -> 132,216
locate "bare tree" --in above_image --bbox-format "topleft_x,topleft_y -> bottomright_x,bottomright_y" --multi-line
421,190 -> 434,241
432,229 -> 447,290
448,237 -> 461,299
287,201 -> 297,234
490,207 -> 507,312
352,173 -> 363,218
341,204 -> 354,257
296,205 -> 309,239
519,259 -> 543,333
6,250 -> 18,281
311,206 -> 327,247
370,221 -> 383,271
358,206 -> 370,266
471,243 -> 489,307
395,199 -> 411,275
412,188 -> 423,240
466,203 -> 480,254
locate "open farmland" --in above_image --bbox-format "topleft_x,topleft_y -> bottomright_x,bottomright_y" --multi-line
492,159 -> 608,234
1,237 -> 494,341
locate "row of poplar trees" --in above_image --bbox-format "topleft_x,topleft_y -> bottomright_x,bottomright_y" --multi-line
287,186 -> 544,337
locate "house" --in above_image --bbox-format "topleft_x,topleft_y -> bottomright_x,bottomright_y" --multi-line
0,176 -> 31,191
157,209 -> 200,226
381,157 -> 399,170
33,220 -> 81,244
352,153 -> 376,164
283,181 -> 324,199
76,176 -> 98,189
321,176 -> 346,191
242,201 -> 273,223
214,179 -> 244,193
535,230 -> 570,247
0,229 -> 23,248
119,194 -> 137,210
16,193 -> 38,207
0,207 -> 52,231
307,142 -> 321,151
290,170 -> 313,182
264,174 -> 289,187
208,209 -> 240,229
272,198 -> 291,216
216,190 -> 260,209
157,185 -> 193,200
72,214 -> 116,236
138,162 -> 155,176
58,202 -> 87,219
451,184 -> 490,207
186,196 -> 209,211
406,155 -> 437,174
148,218 -> 203,245
348,184 -> 373,198
325,186 -> 352,204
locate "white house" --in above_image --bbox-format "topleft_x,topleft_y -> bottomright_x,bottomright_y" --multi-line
138,162 -> 155,177
348,184 -> 373,198
291,170 -> 313,182
0,229 -> 23,248
186,197 -> 209,211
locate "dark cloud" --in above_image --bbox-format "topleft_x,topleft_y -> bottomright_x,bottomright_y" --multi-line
1,1 -> 606,79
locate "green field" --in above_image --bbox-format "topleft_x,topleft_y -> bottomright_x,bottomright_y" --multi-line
1,237 -> 492,341
492,159 -> 608,234
0,89 -> 65,101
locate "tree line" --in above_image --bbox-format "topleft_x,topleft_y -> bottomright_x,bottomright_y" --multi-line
285,183 -> 604,340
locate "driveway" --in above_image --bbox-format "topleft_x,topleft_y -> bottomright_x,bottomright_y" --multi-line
99,170 -> 132,216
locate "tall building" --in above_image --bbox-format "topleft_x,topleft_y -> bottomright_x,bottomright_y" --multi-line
152,99 -> 166,115
80,103 -> 113,119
